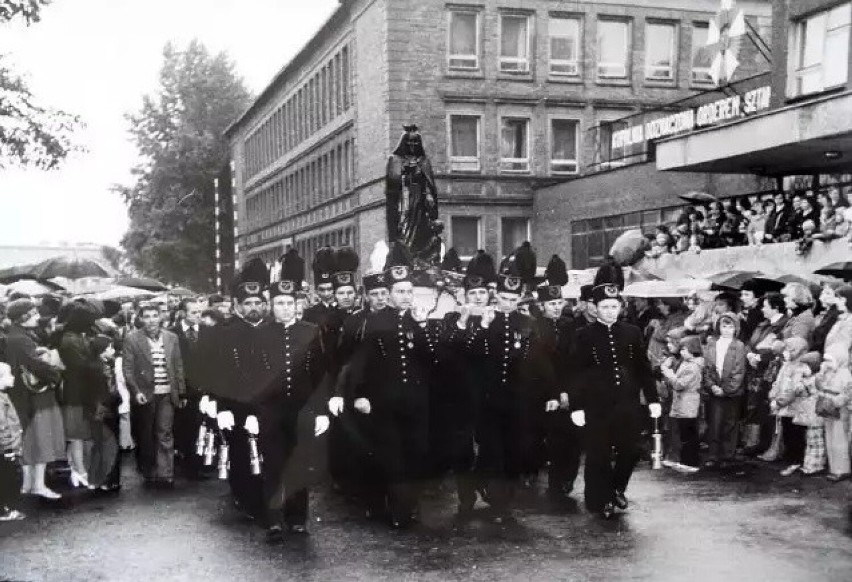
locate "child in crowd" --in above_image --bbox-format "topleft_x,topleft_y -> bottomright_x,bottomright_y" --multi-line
794,356 -> 826,475
661,335 -> 703,472
814,347 -> 851,480
0,362 -> 25,521
769,337 -> 812,476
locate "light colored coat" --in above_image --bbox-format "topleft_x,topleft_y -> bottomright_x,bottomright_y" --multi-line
668,357 -> 703,419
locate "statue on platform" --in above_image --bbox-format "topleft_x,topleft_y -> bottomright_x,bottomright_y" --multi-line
385,124 -> 441,267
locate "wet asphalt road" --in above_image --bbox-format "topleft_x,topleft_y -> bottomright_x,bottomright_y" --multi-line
2,456 -> 852,582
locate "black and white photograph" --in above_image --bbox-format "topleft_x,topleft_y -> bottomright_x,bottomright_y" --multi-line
1,0 -> 851,580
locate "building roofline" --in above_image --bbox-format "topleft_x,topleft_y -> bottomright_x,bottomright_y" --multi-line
224,0 -> 351,139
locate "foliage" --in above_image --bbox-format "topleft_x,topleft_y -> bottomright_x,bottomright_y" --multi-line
116,40 -> 251,292
0,0 -> 82,170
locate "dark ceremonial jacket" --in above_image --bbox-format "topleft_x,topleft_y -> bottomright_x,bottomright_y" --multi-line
206,316 -> 272,406
569,320 -> 658,417
534,315 -> 577,397
172,322 -> 208,395
354,308 -> 431,411
303,302 -> 338,353
470,311 -> 550,412
439,312 -> 487,427
257,320 -> 326,413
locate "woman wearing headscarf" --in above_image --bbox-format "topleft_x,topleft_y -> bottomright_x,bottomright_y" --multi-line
781,283 -> 816,347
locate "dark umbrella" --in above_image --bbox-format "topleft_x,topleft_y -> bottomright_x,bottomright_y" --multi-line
31,256 -> 112,280
168,287 -> 195,297
743,277 -> 785,294
678,191 -> 718,204
707,270 -> 765,291
769,273 -> 844,295
609,229 -> 647,266
0,263 -> 40,283
114,276 -> 169,292
815,262 -> 852,282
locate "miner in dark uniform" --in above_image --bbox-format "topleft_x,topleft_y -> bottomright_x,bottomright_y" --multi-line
257,250 -> 329,543
353,245 -> 432,528
438,250 -> 496,523
569,282 -> 661,519
534,254 -> 582,502
301,247 -> 338,345
474,261 -> 559,524
209,259 -> 270,519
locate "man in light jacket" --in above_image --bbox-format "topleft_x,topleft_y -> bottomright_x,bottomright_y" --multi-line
123,304 -> 186,487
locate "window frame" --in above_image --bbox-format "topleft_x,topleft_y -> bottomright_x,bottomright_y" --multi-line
644,20 -> 678,82
549,14 -> 582,77
447,113 -> 482,173
596,17 -> 631,80
499,12 -> 532,74
690,21 -> 714,85
450,215 -> 482,260
447,9 -> 481,71
788,2 -> 851,97
499,116 -> 531,173
501,217 -> 532,258
549,116 -> 581,175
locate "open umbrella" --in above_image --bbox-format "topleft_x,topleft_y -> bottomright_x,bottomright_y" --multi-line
815,262 -> 852,282
624,267 -> 663,285
114,276 -> 168,292
678,191 -> 717,204
90,285 -> 157,301
2,278 -> 65,296
707,270 -> 765,291
609,229 -> 647,266
31,256 -> 113,280
762,273 -> 844,295
0,263 -> 41,283
167,287 -> 195,297
622,278 -> 711,298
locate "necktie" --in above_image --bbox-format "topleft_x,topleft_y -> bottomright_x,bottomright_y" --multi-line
187,326 -> 197,343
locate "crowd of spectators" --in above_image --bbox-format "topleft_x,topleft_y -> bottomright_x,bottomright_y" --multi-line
645,186 -> 852,258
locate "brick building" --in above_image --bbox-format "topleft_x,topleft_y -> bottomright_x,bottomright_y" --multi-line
225,0 -> 772,279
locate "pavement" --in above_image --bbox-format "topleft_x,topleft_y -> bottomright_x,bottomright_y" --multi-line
1,455 -> 851,582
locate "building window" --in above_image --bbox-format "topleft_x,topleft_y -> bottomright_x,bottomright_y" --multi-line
501,217 -> 530,258
550,118 -> 579,174
790,2 -> 851,97
451,216 -> 481,259
500,14 -> 531,73
448,114 -> 481,172
500,117 -> 530,172
691,22 -> 713,84
645,22 -> 676,81
597,19 -> 629,79
448,10 -> 479,70
549,16 -> 580,76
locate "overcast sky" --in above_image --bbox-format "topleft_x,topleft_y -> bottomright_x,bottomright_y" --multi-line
0,0 -> 338,247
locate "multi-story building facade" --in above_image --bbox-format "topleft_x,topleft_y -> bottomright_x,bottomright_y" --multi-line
225,0 -> 771,278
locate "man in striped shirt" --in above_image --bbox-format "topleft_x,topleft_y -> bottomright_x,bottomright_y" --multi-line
123,304 -> 186,488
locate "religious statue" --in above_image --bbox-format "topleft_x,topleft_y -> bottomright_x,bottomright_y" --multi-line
385,124 -> 441,267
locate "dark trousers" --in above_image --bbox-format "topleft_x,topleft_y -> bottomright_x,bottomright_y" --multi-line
133,394 -> 175,481
257,408 -> 309,528
546,410 -> 583,493
0,455 -> 22,510
476,406 -> 528,515
671,418 -> 700,467
174,393 -> 204,477
226,407 -> 264,519
706,396 -> 740,462
583,404 -> 642,512
781,417 -> 806,465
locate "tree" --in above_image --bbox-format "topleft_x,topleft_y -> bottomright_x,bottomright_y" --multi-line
0,0 -> 82,170
116,40 -> 252,292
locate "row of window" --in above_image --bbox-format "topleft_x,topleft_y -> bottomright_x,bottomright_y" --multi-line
450,215 -> 530,260
244,44 -> 352,179
449,114 -> 579,174
448,8 -> 716,84
789,2 -> 850,97
245,137 -> 356,232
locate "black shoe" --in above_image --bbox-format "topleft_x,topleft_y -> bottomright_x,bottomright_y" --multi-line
702,460 -> 718,471
613,491 -> 628,510
600,502 -> 616,520
266,525 -> 284,544
287,524 -> 309,535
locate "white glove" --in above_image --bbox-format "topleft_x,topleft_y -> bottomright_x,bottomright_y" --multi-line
328,396 -> 344,417
354,398 -> 371,415
649,403 -> 662,419
559,392 -> 570,410
314,415 -> 330,437
545,399 -> 559,412
198,395 -> 210,414
570,410 -> 586,427
217,410 -> 234,430
244,414 -> 260,435
206,399 -> 218,419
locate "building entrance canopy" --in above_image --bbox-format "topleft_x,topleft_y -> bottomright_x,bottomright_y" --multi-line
655,91 -> 852,175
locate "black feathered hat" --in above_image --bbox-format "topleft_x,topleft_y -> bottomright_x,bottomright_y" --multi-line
313,247 -> 336,287
233,258 -> 269,303
545,254 -> 568,286
593,255 -> 624,291
496,254 -> 524,295
464,250 -> 497,291
383,242 -> 413,285
332,247 -> 359,290
271,248 -> 305,299
579,284 -> 594,302
363,272 -> 390,292
513,241 -> 537,289
440,248 -> 463,273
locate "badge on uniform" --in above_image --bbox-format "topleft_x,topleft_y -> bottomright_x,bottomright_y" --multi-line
513,331 -> 521,349
405,330 -> 414,349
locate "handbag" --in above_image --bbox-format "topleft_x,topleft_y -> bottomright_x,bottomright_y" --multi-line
19,365 -> 57,395
815,393 -> 841,419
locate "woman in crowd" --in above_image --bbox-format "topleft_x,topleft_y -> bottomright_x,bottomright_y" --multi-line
86,335 -> 121,492
825,286 -> 852,358
781,283 -> 816,346
4,299 -> 65,499
812,284 -> 841,355
702,313 -> 747,470
647,298 -> 689,368
814,346 -> 851,481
